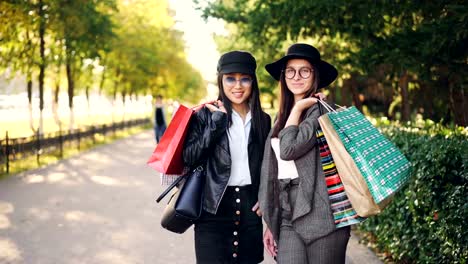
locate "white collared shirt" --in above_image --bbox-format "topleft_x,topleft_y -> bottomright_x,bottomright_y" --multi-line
227,110 -> 252,186
271,138 -> 299,180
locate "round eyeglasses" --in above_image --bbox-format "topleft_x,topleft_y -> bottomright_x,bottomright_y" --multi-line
223,76 -> 253,87
283,67 -> 313,79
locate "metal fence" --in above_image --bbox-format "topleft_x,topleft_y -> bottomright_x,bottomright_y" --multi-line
0,117 -> 151,174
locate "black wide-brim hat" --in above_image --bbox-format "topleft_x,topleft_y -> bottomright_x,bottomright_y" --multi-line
265,43 -> 338,88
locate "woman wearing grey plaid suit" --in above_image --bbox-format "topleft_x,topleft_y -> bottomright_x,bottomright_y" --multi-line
258,43 -> 350,263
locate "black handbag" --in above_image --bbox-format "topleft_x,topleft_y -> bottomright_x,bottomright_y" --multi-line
156,165 -> 205,234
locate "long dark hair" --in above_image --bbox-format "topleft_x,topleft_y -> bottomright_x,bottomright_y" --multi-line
272,64 -> 320,137
217,74 -> 269,143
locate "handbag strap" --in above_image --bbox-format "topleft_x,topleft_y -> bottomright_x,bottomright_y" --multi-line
155,165 -> 204,203
156,174 -> 186,203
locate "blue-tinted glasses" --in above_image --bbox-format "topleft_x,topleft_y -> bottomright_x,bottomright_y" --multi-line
224,76 -> 253,87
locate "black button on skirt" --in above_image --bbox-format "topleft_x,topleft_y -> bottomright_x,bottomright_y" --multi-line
194,185 -> 264,264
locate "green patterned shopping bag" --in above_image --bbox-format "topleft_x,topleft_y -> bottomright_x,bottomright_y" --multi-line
325,105 -> 411,205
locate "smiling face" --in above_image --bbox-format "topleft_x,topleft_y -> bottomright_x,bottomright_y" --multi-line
222,73 -> 252,107
285,59 -> 314,101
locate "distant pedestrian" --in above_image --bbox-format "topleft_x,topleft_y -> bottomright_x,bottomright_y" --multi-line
154,95 -> 166,143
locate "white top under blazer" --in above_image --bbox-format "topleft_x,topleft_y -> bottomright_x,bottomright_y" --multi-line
271,137 -> 299,180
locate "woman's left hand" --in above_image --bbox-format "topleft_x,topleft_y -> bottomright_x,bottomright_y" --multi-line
293,97 -> 318,112
292,92 -> 326,113
251,201 -> 262,216
314,92 -> 326,101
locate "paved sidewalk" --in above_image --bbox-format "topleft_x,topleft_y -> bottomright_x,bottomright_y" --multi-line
0,130 -> 382,263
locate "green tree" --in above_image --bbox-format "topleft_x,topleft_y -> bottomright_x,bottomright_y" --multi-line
103,0 -> 205,115
55,0 -> 116,130
1,0 -> 41,133
198,0 -> 467,125
1,0 -> 206,138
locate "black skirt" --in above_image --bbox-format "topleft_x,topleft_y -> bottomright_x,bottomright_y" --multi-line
194,185 -> 264,264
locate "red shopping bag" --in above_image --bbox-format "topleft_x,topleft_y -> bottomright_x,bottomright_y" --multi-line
147,104 -> 195,175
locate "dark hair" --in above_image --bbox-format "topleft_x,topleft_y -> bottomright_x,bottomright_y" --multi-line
217,74 -> 268,143
272,63 -> 320,138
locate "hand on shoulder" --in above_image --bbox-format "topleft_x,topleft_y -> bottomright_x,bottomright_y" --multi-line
205,100 -> 227,113
293,97 -> 318,112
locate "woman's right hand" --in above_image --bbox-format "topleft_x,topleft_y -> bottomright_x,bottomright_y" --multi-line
205,100 -> 227,113
263,227 -> 277,258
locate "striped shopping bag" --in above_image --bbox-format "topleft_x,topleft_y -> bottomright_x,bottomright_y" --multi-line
316,128 -> 366,227
326,106 -> 411,206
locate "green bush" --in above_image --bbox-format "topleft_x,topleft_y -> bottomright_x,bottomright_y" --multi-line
359,125 -> 467,263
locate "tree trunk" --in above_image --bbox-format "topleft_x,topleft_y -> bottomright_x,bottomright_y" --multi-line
52,60 -> 62,126
341,79 -> 351,106
38,0 -> 46,136
398,71 -> 410,121
53,81 -> 61,125
328,84 -> 336,104
24,29 -> 36,134
112,67 -> 120,123
270,93 -> 275,111
122,88 -> 127,122
66,51 -> 75,131
27,72 -> 36,133
449,78 -> 467,126
349,74 -> 362,111
99,63 -> 106,95
52,38 -> 63,128
85,65 -> 93,119
85,84 -> 92,124
85,85 -> 90,105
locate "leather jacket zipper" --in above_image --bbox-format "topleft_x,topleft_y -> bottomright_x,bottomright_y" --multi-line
214,179 -> 230,214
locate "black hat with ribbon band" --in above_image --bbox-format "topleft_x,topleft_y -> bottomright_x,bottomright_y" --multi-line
265,43 -> 338,88
217,50 -> 257,75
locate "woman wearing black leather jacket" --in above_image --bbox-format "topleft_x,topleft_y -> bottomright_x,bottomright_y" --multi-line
183,50 -> 271,263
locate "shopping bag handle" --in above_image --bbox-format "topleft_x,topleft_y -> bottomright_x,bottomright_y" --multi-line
317,99 -> 346,113
192,104 -> 205,112
191,100 -> 218,112
318,99 -> 336,113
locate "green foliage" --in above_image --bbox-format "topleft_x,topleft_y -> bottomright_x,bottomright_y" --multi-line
359,125 -> 468,263
198,0 -> 468,125
101,0 -> 205,103
370,115 -> 468,137
0,0 -> 39,74
0,0 -> 205,107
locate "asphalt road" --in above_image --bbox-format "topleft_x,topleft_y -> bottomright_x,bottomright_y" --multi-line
0,130 -> 382,264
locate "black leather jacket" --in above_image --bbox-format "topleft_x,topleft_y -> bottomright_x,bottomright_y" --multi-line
183,107 -> 271,214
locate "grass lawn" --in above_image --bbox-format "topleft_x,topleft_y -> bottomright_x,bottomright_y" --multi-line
1,112 -> 152,139
0,122 -> 152,179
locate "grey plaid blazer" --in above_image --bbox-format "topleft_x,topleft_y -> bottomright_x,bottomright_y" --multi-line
258,104 -> 336,244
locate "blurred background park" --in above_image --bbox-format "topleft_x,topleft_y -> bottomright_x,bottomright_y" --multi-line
0,0 -> 466,263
